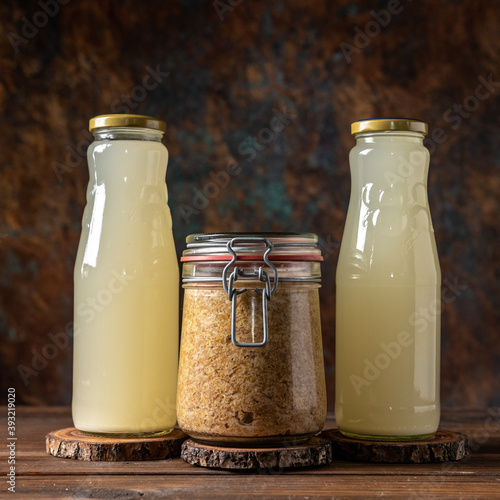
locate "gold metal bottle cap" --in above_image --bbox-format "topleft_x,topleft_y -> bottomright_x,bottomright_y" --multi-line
351,118 -> 428,136
89,114 -> 166,133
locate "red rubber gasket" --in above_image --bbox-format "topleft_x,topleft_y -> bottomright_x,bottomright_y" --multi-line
180,254 -> 324,262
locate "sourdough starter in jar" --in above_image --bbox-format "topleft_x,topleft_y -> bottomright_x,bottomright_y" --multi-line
177,233 -> 327,445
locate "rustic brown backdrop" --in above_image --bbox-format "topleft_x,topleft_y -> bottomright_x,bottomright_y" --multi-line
1,0 -> 499,409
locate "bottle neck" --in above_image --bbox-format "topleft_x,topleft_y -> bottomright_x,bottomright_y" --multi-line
351,130 -> 429,184
92,127 -> 164,142
354,131 -> 425,145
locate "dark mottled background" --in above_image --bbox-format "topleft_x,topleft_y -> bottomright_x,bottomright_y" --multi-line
1,0 -> 499,409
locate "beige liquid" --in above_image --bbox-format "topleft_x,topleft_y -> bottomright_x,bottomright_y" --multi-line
336,132 -> 440,438
72,137 -> 179,435
336,284 -> 440,437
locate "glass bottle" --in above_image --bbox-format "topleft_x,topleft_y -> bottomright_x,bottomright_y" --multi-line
177,233 -> 327,445
72,114 -> 179,436
335,119 -> 441,440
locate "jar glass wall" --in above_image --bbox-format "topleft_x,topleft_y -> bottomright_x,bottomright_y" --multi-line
176,233 -> 327,445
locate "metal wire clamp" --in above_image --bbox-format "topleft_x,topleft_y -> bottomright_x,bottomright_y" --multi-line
222,237 -> 279,347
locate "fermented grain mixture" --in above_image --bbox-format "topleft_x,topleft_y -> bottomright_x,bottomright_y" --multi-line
177,282 -> 326,444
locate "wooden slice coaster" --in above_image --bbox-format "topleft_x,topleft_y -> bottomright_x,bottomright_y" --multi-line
46,427 -> 187,461
181,436 -> 332,470
322,429 -> 469,463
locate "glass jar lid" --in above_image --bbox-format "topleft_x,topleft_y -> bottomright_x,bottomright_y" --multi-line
181,232 -> 323,263
89,114 -> 166,133
351,118 -> 428,136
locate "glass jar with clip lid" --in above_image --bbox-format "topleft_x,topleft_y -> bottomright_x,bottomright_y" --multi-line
176,233 -> 327,446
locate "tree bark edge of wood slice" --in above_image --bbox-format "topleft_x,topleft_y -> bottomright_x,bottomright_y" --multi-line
322,429 -> 469,463
46,427 -> 188,461
181,436 -> 333,470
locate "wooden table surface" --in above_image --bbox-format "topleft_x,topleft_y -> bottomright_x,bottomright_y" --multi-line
1,406 -> 500,499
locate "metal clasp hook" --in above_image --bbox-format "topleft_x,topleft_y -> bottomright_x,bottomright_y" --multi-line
222,237 -> 278,347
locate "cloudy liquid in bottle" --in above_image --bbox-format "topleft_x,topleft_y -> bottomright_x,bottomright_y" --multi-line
335,121 -> 441,440
72,121 -> 178,435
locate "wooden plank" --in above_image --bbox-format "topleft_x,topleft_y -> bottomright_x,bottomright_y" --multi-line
1,406 -> 500,499
6,407 -> 74,453
5,451 -> 500,477
14,474 -> 500,499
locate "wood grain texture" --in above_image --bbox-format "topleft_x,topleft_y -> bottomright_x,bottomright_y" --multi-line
323,429 -> 469,463
15,475 -> 500,500
2,407 -> 500,498
45,427 -> 187,461
181,437 -> 332,470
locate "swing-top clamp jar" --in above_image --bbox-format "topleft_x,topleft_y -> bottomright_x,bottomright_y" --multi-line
177,233 -> 327,445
